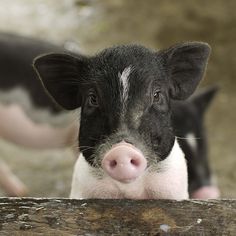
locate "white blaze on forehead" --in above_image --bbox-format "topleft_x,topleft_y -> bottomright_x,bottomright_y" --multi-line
185,133 -> 198,151
119,66 -> 132,105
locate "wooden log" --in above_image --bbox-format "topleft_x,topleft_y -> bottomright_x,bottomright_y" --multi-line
0,198 -> 235,235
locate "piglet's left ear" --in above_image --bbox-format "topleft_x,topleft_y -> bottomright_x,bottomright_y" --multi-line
33,53 -> 88,110
162,42 -> 211,100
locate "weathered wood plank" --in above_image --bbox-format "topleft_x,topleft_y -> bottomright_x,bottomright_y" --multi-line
0,198 -> 235,235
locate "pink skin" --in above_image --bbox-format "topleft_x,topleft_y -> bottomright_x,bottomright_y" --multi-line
0,104 -> 78,149
0,103 -> 79,197
101,142 -> 147,183
0,160 -> 28,197
191,186 -> 220,199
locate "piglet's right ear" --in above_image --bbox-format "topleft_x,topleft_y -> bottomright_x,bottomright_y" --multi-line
33,53 -> 88,110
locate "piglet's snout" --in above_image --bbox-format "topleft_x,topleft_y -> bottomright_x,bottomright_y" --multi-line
101,143 -> 147,183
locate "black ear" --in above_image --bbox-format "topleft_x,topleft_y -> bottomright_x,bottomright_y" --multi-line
33,53 -> 88,110
190,86 -> 219,116
161,42 -> 211,100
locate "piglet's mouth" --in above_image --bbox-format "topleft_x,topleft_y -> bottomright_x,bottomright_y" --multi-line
101,142 -> 147,183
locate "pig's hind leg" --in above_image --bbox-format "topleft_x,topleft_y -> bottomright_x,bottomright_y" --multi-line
0,160 -> 28,196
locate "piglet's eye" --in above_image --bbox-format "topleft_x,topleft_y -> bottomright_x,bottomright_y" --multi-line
153,90 -> 161,102
88,92 -> 99,107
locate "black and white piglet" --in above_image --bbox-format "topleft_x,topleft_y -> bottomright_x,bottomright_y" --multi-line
172,86 -> 220,199
34,42 -> 210,200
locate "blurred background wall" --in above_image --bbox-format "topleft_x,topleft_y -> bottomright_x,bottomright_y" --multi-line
0,0 -> 235,197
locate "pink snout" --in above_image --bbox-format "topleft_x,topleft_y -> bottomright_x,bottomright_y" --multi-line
101,142 -> 147,183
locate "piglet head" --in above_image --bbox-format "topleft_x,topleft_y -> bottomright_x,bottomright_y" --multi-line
33,42 -> 210,199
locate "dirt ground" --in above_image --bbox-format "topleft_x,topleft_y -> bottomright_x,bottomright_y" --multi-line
0,0 -> 235,198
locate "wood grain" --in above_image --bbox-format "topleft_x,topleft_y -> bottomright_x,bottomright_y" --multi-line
0,198 -> 235,235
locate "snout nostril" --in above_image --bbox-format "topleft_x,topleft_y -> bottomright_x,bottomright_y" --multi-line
109,160 -> 117,168
130,159 -> 140,167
